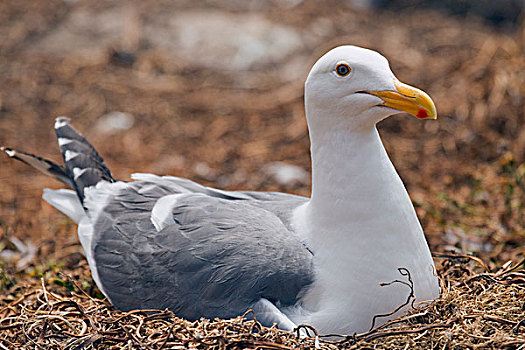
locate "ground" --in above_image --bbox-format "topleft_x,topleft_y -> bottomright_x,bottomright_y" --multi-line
0,0 -> 523,349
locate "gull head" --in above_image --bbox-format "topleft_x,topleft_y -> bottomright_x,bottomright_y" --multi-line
305,45 -> 437,132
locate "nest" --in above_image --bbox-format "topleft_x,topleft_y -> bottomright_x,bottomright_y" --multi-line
0,256 -> 523,349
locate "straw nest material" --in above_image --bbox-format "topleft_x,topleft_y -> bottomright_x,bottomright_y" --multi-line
0,256 -> 523,349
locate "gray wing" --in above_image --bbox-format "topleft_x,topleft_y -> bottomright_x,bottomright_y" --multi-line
89,175 -> 313,321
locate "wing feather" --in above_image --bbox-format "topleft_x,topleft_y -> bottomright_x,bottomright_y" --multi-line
87,177 -> 313,321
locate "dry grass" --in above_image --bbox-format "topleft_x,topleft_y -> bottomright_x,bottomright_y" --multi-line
0,257 -> 523,349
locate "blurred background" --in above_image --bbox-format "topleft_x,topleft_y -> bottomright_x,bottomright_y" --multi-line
0,0 -> 523,271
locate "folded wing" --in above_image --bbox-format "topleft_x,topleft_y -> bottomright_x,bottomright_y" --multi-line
86,176 -> 314,322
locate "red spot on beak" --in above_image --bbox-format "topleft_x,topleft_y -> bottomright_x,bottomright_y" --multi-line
416,109 -> 428,119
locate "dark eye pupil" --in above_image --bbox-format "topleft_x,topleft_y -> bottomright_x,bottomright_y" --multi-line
337,64 -> 350,76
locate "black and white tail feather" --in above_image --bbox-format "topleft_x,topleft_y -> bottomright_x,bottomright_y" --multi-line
0,146 -> 73,188
54,117 -> 115,202
2,117 -> 115,222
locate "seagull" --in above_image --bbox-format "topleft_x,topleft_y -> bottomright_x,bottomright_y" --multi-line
2,45 -> 440,335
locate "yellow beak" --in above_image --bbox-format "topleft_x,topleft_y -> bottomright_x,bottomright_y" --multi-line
367,79 -> 437,119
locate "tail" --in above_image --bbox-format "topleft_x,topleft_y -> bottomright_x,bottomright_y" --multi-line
53,117 -> 115,203
1,147 -> 73,187
2,117 -> 115,209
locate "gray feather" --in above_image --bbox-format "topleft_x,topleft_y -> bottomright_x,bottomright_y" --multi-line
1,147 -> 73,187
90,178 -> 314,323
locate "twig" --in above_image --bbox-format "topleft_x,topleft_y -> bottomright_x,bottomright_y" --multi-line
157,322 -> 177,350
295,324 -> 318,338
433,252 -> 490,272
40,278 -> 49,304
514,319 -> 525,334
360,318 -> 457,342
369,268 -> 415,330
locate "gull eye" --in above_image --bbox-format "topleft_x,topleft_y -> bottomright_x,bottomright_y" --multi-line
336,63 -> 351,77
